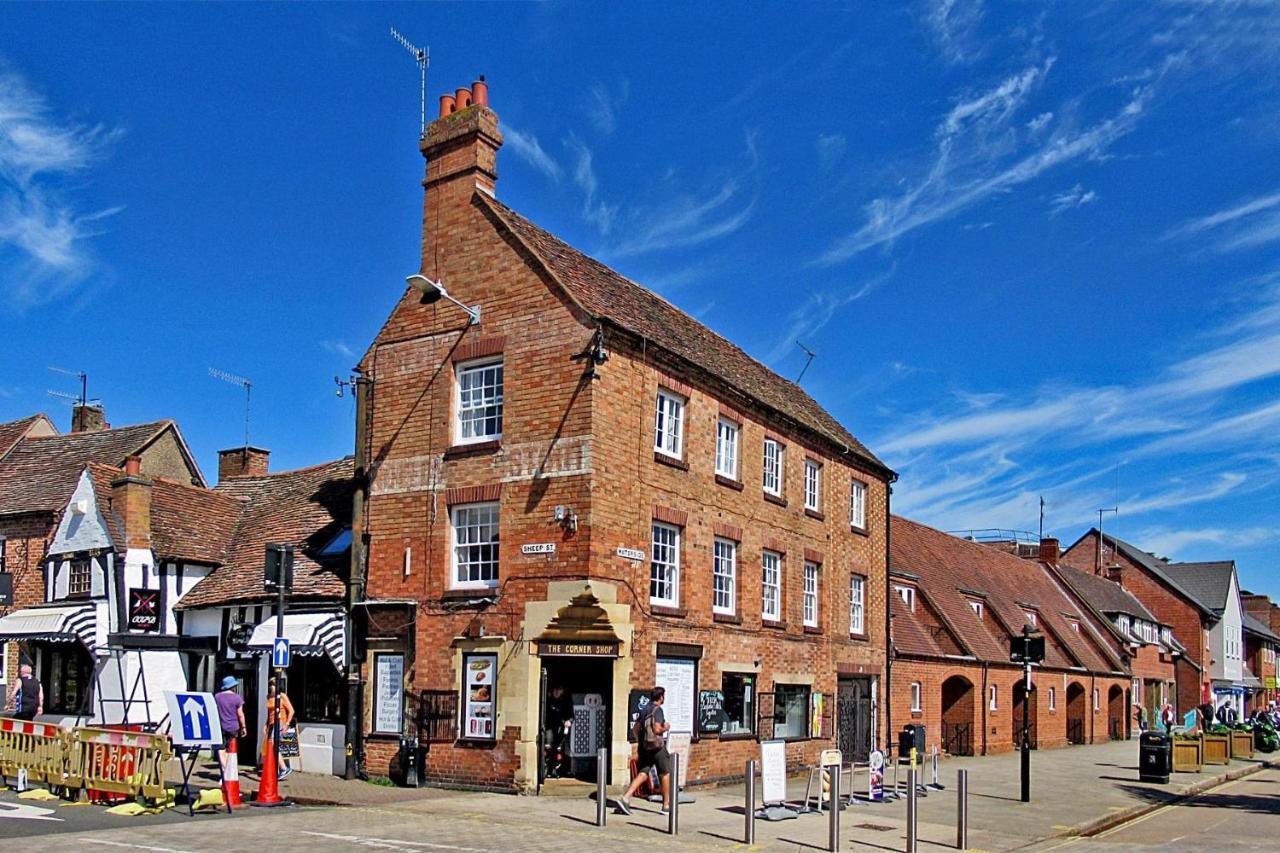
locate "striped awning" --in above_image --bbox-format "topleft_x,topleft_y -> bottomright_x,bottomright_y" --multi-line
246,611 -> 345,670
0,602 -> 96,647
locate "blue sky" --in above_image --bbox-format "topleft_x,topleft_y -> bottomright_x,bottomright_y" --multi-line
3,4 -> 1279,594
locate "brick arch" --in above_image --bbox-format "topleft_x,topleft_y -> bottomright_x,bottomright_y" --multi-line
941,674 -> 976,756
1107,684 -> 1126,740
1066,681 -> 1088,745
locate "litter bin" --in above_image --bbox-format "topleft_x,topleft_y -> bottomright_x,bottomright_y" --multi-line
1139,731 -> 1172,783
398,736 -> 426,788
899,724 -> 927,762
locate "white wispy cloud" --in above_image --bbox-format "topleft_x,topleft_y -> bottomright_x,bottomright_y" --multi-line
1165,187 -> 1280,252
1128,525 -> 1275,557
503,125 -> 561,181
924,0 -> 986,64
764,265 -> 896,364
586,81 -> 628,136
816,133 -> 847,170
321,340 -> 356,359
1049,183 -> 1098,215
565,135 -> 617,236
0,66 -> 122,306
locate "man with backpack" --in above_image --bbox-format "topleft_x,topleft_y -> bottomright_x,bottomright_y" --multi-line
616,685 -> 670,815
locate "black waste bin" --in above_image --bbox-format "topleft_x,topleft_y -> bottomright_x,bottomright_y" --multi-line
1139,731 -> 1172,783
899,724 -> 927,761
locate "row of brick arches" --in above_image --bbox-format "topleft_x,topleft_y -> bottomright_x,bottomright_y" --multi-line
939,675 -> 1127,755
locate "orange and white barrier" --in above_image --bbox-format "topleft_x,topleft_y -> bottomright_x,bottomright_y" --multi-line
0,716 -> 70,788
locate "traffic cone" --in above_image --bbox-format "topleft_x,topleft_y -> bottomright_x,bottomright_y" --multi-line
221,737 -> 243,809
251,732 -> 288,807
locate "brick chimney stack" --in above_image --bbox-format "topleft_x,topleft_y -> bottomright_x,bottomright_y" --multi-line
420,76 -> 502,280
1039,537 -> 1060,565
218,446 -> 270,482
72,404 -> 108,433
112,455 -> 152,551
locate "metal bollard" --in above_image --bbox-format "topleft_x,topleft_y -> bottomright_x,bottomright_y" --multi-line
957,769 -> 968,851
827,760 -> 841,852
745,759 -> 756,845
906,767 -> 918,853
668,752 -> 680,835
596,747 -> 608,827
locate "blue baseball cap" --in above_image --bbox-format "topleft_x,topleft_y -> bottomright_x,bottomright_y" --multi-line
219,676 -> 240,690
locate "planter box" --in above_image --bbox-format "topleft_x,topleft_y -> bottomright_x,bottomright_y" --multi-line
1172,739 -> 1203,773
1231,731 -> 1254,760
1203,734 -> 1230,765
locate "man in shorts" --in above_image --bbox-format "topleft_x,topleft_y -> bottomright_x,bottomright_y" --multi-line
616,685 -> 670,815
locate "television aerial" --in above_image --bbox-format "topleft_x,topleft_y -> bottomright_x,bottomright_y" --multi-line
390,27 -> 430,138
209,367 -> 253,448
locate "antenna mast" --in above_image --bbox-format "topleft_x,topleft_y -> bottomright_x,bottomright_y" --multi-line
48,366 -> 88,407
209,367 -> 253,448
1095,506 -> 1118,574
794,341 -> 817,384
391,27 -> 430,137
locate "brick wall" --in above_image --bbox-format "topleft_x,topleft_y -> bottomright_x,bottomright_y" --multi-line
0,513 -> 56,684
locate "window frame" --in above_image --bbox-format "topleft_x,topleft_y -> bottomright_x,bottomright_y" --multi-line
969,600 -> 984,618
989,685 -> 998,711
894,584 -> 915,612
849,574 -> 866,635
1048,686 -> 1057,712
803,459 -> 822,512
761,550 -> 782,622
721,672 -> 757,737
849,479 -> 867,530
762,438 -> 784,497
773,683 -> 811,740
450,502 -> 501,590
453,356 -> 505,445
802,560 -> 820,628
1093,688 -> 1100,712
712,537 -> 737,616
654,389 -> 686,460
715,418 -> 740,480
67,556 -> 92,598
650,521 -> 682,608
910,681 -> 922,712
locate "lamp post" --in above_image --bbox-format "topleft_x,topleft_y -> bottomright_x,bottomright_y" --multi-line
1012,626 -> 1045,803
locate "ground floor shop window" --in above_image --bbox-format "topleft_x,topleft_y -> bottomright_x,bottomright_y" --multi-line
722,672 -> 756,736
40,644 -> 93,714
287,657 -> 345,724
774,683 -> 810,739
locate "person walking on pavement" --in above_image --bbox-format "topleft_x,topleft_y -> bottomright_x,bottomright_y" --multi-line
6,664 -> 42,720
616,685 -> 671,816
264,678 -> 297,780
214,676 -> 247,775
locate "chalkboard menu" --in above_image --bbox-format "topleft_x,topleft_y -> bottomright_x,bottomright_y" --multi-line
627,688 -> 652,743
698,690 -> 726,734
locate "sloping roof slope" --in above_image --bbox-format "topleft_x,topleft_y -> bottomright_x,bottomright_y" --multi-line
0,414 -> 54,462
1244,611 -> 1280,644
478,194 -> 888,475
1162,561 -> 1235,613
1068,530 -> 1218,619
178,457 -> 354,608
1055,563 -> 1160,624
892,516 -> 1123,672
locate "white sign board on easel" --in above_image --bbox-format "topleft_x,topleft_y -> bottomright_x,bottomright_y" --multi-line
667,731 -> 692,787
760,739 -> 787,805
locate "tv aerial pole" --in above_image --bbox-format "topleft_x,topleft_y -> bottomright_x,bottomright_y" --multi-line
390,27 -> 430,138
209,367 -> 253,448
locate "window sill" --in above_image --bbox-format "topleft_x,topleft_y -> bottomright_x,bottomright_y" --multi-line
654,452 -> 689,471
763,492 -> 787,508
804,508 -> 824,521
849,524 -> 869,537
849,631 -> 869,642
714,612 -> 742,625
444,440 -> 501,459
762,619 -> 787,630
651,605 -> 688,618
717,732 -> 758,742
715,474 -> 744,491
441,588 -> 499,602
803,625 -> 822,635
910,711 -> 923,718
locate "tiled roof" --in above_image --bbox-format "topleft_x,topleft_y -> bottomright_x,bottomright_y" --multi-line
177,457 -> 354,609
1162,561 -> 1235,613
0,421 -> 176,517
892,516 -> 1123,673
0,414 -> 51,462
478,193 -> 889,476
1068,530 -> 1217,619
1054,563 -> 1160,624
1244,611 -> 1280,644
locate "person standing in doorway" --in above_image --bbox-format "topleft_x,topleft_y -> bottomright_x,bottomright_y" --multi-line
616,685 -> 671,815
214,676 -> 247,775
7,664 -> 42,720
264,678 -> 297,780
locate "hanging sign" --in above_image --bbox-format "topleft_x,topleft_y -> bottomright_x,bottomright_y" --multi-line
760,739 -> 787,805
461,652 -> 497,741
373,653 -> 405,734
127,589 -> 160,632
868,749 -> 885,801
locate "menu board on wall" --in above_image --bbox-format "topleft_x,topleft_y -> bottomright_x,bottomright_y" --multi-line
655,657 -> 696,734
462,652 -> 498,740
373,653 -> 405,734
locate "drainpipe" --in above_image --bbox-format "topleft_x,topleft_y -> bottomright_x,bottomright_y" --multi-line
884,480 -> 895,752
980,662 -> 989,756
345,374 -> 373,779
1089,674 -> 1096,745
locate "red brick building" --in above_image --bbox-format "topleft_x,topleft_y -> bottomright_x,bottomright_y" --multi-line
1241,594 -> 1279,712
889,519 -> 1130,758
350,80 -> 893,792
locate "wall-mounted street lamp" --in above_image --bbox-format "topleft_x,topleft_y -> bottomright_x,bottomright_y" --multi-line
407,274 -> 481,325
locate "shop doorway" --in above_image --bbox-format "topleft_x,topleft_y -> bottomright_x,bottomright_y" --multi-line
1066,682 -> 1087,744
1012,682 -> 1038,749
837,677 -> 873,762
538,656 -> 612,786
220,660 -> 261,761
941,676 -> 974,756
1108,685 -> 1125,740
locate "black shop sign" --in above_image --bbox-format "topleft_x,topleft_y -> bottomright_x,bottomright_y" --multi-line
128,589 -> 160,632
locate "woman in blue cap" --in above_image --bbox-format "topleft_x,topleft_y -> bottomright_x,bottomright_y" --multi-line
215,675 -> 247,774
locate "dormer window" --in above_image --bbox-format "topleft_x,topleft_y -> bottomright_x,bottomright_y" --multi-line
969,600 -> 984,618
1024,610 -> 1037,628
894,584 -> 915,611
68,557 -> 92,597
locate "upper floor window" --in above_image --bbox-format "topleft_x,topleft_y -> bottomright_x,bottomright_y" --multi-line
716,418 -> 739,479
712,538 -> 737,616
68,557 -> 92,597
1160,626 -> 1171,645
455,358 -> 504,444
894,584 -> 915,611
761,550 -> 782,621
1117,615 -> 1131,636
910,681 -> 922,712
451,503 -> 500,589
650,522 -> 681,607
850,479 -> 867,529
763,439 -> 783,496
1070,620 -> 1080,633
802,561 -> 820,628
969,600 -> 984,618
1048,686 -> 1057,711
804,460 -> 822,512
989,685 -> 998,710
850,575 -> 866,635
654,389 -> 685,459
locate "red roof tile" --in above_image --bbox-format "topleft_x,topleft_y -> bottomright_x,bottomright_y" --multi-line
0,414 -> 53,462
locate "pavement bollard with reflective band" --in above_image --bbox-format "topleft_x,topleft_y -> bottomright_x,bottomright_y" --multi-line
596,747 -> 608,827
906,767 -> 918,853
957,769 -> 968,851
668,752 -> 680,835
827,761 -> 841,852
745,759 -> 756,845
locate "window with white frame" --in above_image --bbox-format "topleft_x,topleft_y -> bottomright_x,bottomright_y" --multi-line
1070,620 -> 1080,633
451,503 -> 500,589
1048,686 -> 1057,711
650,522 -> 681,607
713,538 -> 737,616
989,685 -> 998,710
761,550 -> 782,621
455,358 -> 504,444
716,418 -> 739,479
68,557 -> 92,597
850,575 -> 866,634
1024,610 -> 1038,627
894,584 -> 915,611
803,561 -> 819,628
969,600 -> 984,618
654,389 -> 685,459
804,459 -> 821,512
763,439 -> 783,496
1093,688 -> 1100,711
911,681 -> 922,712
850,479 -> 867,529
1160,626 -> 1171,645
1117,615 -> 1131,636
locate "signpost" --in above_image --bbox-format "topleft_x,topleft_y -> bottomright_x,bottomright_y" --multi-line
272,637 -> 291,669
1010,627 -> 1045,803
256,543 -> 294,808
164,691 -> 228,816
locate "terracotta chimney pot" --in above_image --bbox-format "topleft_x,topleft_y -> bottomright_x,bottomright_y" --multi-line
470,77 -> 488,106
439,94 -> 456,117
455,87 -> 472,109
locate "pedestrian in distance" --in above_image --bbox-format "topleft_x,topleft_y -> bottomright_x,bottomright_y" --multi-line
214,675 -> 248,775
6,664 -> 43,720
616,685 -> 671,816
264,677 -> 297,780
